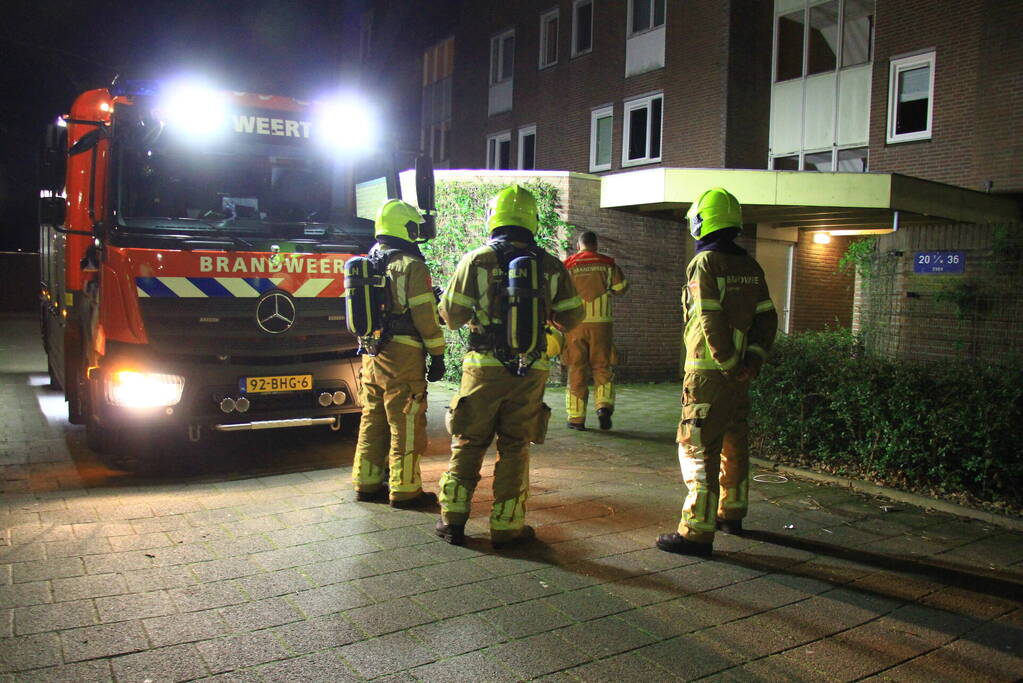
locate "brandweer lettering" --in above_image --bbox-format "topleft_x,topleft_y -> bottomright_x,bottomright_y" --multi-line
199,256 -> 346,274
232,115 -> 312,138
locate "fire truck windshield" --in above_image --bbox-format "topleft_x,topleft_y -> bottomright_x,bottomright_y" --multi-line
114,134 -> 370,248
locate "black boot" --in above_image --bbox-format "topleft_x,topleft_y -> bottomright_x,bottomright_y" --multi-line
492,525 -> 536,550
567,422 -> 586,431
597,407 -> 613,430
355,487 -> 388,503
435,518 -> 466,546
716,518 -> 743,535
655,532 -> 712,557
390,491 -> 438,509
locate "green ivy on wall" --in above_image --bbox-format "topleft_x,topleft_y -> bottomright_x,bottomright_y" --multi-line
420,179 -> 574,381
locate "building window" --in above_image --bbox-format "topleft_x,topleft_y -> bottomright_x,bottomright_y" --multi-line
518,126 -> 536,170
589,105 -> 613,172
887,51 -> 935,143
422,38 -> 454,165
807,1 -> 838,76
842,0 -> 874,67
487,131 -> 512,170
776,0 -> 872,82
837,147 -> 868,171
572,0 -> 593,56
771,154 -> 800,171
622,93 -> 662,167
539,9 -> 559,68
629,0 -> 666,35
770,147 -> 868,172
803,150 -> 833,172
490,29 -> 515,84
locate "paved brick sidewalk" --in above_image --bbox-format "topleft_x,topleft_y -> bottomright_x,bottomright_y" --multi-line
1,314 -> 1021,681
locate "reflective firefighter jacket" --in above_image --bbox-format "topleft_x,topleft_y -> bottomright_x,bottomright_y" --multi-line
372,245 -> 446,356
563,250 -> 629,323
682,250 -> 777,373
439,242 -> 584,370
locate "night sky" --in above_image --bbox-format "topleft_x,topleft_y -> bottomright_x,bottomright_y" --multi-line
0,0 -> 353,251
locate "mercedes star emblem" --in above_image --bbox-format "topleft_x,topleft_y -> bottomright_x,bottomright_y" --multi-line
255,291 -> 296,334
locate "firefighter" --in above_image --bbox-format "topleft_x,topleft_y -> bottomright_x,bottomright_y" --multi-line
562,230 -> 629,430
657,188 -> 777,556
435,185 -> 584,548
351,199 -> 446,508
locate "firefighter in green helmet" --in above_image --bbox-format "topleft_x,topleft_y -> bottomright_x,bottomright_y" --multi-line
434,185 -> 584,548
657,188 -> 778,557
350,199 -> 446,508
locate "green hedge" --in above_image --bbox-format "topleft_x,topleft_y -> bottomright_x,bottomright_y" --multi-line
420,180 -> 573,381
749,329 -> 1023,507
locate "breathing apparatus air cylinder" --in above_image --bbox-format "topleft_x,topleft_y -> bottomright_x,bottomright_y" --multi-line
505,253 -> 544,356
343,254 -> 389,351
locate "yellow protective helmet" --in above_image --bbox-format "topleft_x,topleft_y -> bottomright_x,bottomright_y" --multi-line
686,187 -> 742,240
375,199 -> 424,241
486,184 -> 539,234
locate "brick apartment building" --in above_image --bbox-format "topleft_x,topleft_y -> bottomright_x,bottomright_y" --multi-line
352,0 -> 1022,373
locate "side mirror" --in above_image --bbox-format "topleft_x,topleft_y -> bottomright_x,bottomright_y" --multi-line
415,154 -> 436,213
40,124 -> 68,192
68,127 -> 105,156
39,196 -> 66,226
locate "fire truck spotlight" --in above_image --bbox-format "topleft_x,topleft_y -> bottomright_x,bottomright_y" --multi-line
313,96 -> 376,153
157,81 -> 228,138
332,391 -> 347,405
106,371 -> 185,408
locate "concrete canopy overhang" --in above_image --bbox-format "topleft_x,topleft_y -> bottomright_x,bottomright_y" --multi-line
600,168 -> 1021,231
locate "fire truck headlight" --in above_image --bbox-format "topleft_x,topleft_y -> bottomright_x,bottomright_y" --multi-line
106,371 -> 185,408
313,96 -> 377,153
157,81 -> 227,138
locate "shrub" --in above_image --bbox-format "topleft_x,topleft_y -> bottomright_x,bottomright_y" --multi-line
420,180 -> 573,381
749,329 -> 1023,506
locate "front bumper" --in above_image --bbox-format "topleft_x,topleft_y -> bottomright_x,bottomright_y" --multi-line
89,348 -> 363,433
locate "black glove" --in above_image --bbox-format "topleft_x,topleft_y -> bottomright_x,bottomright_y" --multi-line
427,354 -> 446,382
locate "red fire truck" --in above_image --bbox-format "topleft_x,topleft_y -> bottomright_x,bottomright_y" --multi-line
38,79 -> 434,469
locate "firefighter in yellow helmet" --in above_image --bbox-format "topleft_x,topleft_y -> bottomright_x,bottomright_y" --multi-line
435,185 -> 584,548
657,188 -> 777,556
351,199 -> 446,508
562,230 -> 629,431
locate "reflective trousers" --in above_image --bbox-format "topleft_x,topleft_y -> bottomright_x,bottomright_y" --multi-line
563,322 -> 616,425
352,342 -> 429,502
438,362 -> 547,541
676,371 -> 751,543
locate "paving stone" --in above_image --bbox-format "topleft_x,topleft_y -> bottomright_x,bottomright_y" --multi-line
554,615 -> 658,658
414,558 -> 496,588
233,568 -> 312,600
411,582 -> 506,620
0,632 -> 62,673
111,643 -> 209,683
634,634 -> 746,680
337,632 -> 438,679
123,566 -> 197,592
210,535 -> 278,558
96,590 -> 177,623
485,630 -> 590,679
265,525 -> 330,548
42,537 -> 112,558
478,599 -> 576,638
303,556 -> 378,585
170,582 -> 248,612
143,610 -> 230,648
11,557 -> 83,582
249,545 -> 323,572
256,650 -> 360,682
14,598 -> 96,634
60,621 -> 149,662
12,659 -> 113,682
0,581 -> 50,608
196,631 -> 291,673
219,597 -> 303,631
409,613 -> 507,655
191,558 -> 263,583
477,571 -> 564,603
272,614 -> 364,654
289,583 -> 374,618
565,650 -> 676,682
543,585 -> 633,621
343,597 -> 436,637
411,650 -> 519,683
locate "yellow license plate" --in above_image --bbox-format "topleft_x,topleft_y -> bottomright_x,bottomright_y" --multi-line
242,374 -> 313,394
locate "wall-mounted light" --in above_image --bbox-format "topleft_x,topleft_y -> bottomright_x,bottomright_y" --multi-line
812,232 -> 832,244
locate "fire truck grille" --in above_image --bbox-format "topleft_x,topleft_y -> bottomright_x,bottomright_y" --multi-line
138,297 -> 359,360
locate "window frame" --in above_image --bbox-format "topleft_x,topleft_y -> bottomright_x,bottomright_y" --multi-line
628,0 -> 666,37
571,0 -> 594,58
517,125 -> 537,170
539,8 -> 560,69
490,28 -> 516,85
486,130 -> 512,170
589,105 -> 614,172
886,50 -> 936,144
621,93 -> 663,168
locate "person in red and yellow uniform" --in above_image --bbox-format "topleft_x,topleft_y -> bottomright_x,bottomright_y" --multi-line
656,188 -> 777,557
562,231 -> 629,430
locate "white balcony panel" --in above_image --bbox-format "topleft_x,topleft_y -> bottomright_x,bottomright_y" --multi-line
488,80 -> 513,116
770,79 -> 804,155
803,72 -> 836,151
625,26 -> 666,77
837,63 -> 872,146
775,0 -> 805,14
